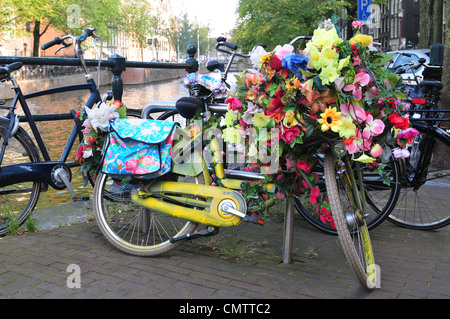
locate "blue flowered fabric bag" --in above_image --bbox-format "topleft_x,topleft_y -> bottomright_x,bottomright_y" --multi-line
102,119 -> 177,179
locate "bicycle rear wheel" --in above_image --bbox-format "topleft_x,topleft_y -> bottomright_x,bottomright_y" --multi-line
324,152 -> 379,290
0,118 -> 41,236
387,126 -> 450,230
296,153 -> 400,235
93,171 -> 203,256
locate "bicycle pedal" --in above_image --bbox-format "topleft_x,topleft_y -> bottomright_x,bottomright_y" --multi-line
73,196 -> 90,202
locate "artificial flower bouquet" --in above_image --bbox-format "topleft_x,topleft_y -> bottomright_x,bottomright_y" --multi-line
74,100 -> 127,176
223,22 -> 415,226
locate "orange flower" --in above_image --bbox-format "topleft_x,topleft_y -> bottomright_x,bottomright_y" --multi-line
305,89 -> 336,114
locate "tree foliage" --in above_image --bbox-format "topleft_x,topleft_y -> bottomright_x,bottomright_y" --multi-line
0,0 -> 156,56
232,0 -> 392,53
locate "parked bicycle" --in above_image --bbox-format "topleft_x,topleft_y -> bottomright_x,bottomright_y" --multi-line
385,57 -> 450,230
0,28 -> 140,236
88,31 -> 412,290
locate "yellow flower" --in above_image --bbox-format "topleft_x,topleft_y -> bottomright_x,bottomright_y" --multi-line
320,64 -> 340,86
310,28 -> 342,48
253,112 -> 271,128
223,127 -> 242,144
349,34 -> 373,48
224,109 -> 237,127
260,53 -> 272,64
283,110 -> 299,128
337,56 -> 351,71
318,107 -> 343,133
354,154 -> 376,163
338,117 -> 357,139
285,76 -> 300,90
307,45 -> 322,70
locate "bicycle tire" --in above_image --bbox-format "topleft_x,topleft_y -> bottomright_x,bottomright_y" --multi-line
93,170 -> 203,257
0,118 -> 41,236
387,124 -> 450,230
324,152 -> 379,290
295,153 -> 400,235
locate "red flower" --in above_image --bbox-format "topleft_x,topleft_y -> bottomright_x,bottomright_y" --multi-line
296,160 -> 311,172
226,97 -> 242,111
268,55 -> 282,71
388,114 -> 409,130
279,124 -> 300,145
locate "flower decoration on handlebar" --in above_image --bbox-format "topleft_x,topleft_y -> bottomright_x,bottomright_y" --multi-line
224,24 -> 414,227
74,100 -> 127,175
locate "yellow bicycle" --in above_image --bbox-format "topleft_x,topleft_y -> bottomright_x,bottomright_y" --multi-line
92,100 -> 378,290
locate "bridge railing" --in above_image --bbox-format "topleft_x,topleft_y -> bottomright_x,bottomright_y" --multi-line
0,52 -> 198,102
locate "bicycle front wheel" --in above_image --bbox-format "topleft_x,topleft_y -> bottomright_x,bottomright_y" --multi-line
324,152 -> 379,290
0,118 -> 41,236
93,171 -> 203,256
296,154 -> 400,235
388,126 -> 450,230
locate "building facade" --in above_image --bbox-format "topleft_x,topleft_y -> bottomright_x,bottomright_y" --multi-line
0,0 -> 177,62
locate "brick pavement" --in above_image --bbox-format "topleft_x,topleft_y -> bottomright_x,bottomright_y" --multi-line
0,204 -> 449,300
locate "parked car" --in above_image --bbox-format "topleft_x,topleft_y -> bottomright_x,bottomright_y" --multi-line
385,49 -> 430,85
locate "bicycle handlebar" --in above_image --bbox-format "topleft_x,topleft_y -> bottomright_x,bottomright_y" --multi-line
41,28 -> 97,51
41,37 -> 64,50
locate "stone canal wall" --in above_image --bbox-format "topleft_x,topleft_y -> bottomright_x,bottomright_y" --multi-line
0,66 -> 207,100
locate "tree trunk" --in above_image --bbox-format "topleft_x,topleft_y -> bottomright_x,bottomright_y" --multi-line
433,0 -> 444,43
439,0 -> 450,114
32,20 -> 41,57
420,0 -> 434,48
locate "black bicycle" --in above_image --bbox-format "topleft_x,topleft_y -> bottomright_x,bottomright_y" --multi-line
386,59 -> 450,230
0,28 -> 140,236
296,55 -> 450,234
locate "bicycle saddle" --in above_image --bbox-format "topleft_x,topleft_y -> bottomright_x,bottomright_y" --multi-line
419,79 -> 443,90
175,97 -> 204,119
0,62 -> 23,80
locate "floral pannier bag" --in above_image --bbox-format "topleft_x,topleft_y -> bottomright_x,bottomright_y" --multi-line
101,119 -> 177,180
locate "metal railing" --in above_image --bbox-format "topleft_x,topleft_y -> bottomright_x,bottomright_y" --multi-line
0,52 -> 198,102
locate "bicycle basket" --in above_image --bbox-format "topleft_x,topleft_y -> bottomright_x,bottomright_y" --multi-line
102,119 -> 177,179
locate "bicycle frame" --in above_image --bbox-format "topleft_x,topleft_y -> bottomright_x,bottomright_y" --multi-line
0,77 -> 101,190
131,123 -> 277,227
0,30 -> 103,195
9,78 -> 100,163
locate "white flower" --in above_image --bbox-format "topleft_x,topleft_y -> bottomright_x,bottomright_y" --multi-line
392,147 -> 410,159
84,102 -> 119,132
82,148 -> 93,158
249,45 -> 267,68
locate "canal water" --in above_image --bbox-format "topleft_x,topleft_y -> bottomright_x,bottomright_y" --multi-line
6,75 -> 196,210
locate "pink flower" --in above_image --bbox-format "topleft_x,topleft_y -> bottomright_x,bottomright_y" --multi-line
279,124 -> 301,145
225,97 -> 242,111
274,44 -> 294,60
276,191 -> 286,200
352,56 -> 361,66
343,72 -> 371,101
364,114 -> 385,137
397,127 -> 419,143
340,103 -> 367,123
370,143 -> 383,158
352,21 -> 363,29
